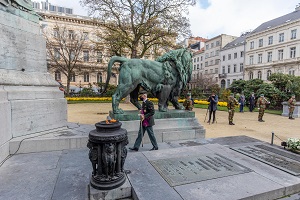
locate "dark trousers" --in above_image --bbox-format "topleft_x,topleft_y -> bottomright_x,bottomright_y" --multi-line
249,103 -> 255,112
239,104 -> 244,112
208,110 -> 216,122
133,125 -> 158,149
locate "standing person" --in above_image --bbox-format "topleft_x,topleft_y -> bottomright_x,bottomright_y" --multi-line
129,91 -> 158,151
227,93 -> 239,125
256,94 -> 270,122
183,93 -> 194,111
207,92 -> 218,124
238,92 -> 246,112
249,92 -> 256,112
288,94 -> 296,120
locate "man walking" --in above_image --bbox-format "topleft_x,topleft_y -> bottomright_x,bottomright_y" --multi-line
288,94 -> 296,120
207,92 -> 218,124
256,94 -> 270,122
227,93 -> 239,125
129,91 -> 158,151
249,92 -> 255,112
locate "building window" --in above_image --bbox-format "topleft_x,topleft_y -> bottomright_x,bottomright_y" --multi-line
97,72 -> 102,83
250,41 -> 254,49
290,47 -> 296,58
205,70 -> 208,74
258,54 -> 262,63
257,71 -> 262,79
267,52 -> 272,62
193,65 -> 196,70
206,44 -> 209,50
70,72 -> 75,82
197,64 -> 199,70
216,41 -> 220,46
55,71 -> 61,81
223,55 -> 225,61
97,51 -> 103,63
201,56 -> 203,61
210,60 -> 213,65
216,50 -> 219,56
211,43 -> 214,48
210,51 -> 214,57
205,62 -> 208,67
240,63 -> 244,72
200,63 -> 203,69
233,64 -> 236,73
215,59 -> 219,65
268,36 -> 273,45
267,70 -> 272,79
193,58 -> 196,63
197,57 -> 199,62
278,49 -> 283,60
228,54 -> 231,60
227,79 -> 230,87
279,33 -> 284,42
58,6 -> 64,13
222,66 -> 225,74
84,72 -> 89,82
228,65 -> 230,73
68,30 -> 74,40
53,28 -> 58,38
210,69 -> 213,74
221,80 -> 225,89
240,51 -> 244,57
249,55 -> 254,65
83,51 -> 89,62
54,48 -> 60,60
205,53 -> 208,58
249,72 -> 253,80
291,29 -> 297,39
259,39 -> 263,47
289,69 -> 295,75
234,53 -> 237,59
65,8 -> 73,14
83,32 -> 89,40
215,68 -> 218,74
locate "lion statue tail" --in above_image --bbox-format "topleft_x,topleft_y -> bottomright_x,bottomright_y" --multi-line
101,56 -> 128,94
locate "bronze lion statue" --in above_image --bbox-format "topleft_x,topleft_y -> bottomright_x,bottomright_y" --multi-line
102,48 -> 193,114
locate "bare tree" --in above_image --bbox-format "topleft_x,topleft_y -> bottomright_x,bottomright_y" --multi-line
197,74 -> 218,91
44,24 -> 87,96
81,0 -> 195,58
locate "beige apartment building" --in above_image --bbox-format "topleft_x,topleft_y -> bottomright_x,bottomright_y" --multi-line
245,7 -> 300,81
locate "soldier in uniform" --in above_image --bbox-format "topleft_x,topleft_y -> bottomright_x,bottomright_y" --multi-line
129,91 -> 158,151
183,93 -> 193,111
256,94 -> 270,122
227,93 -> 239,125
288,94 -> 296,120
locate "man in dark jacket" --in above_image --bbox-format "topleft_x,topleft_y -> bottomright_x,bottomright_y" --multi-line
249,92 -> 255,112
129,91 -> 158,151
207,92 -> 218,124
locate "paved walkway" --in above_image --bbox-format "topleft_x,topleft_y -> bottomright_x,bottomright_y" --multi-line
68,103 -> 300,146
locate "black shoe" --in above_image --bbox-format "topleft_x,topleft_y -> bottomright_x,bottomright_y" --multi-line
207,121 -> 210,123
290,118 -> 295,120
229,122 -> 235,125
258,119 -> 265,122
212,121 -> 215,124
150,147 -> 158,151
129,147 -> 138,151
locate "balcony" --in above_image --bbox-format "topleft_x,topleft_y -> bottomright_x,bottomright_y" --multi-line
219,73 -> 227,78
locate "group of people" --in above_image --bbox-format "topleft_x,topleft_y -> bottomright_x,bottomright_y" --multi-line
128,91 -> 297,151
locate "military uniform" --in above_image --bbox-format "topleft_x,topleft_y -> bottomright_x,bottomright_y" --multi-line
183,93 -> 193,111
288,95 -> 296,119
256,95 -> 270,122
227,95 -> 239,125
131,97 -> 158,151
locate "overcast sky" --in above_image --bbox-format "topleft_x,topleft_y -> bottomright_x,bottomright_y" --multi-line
47,0 -> 300,39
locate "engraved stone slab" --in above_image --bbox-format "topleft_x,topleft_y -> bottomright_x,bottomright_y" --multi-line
150,153 -> 252,186
231,145 -> 300,176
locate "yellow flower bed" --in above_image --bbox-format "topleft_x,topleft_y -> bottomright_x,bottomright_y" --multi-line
66,97 -> 228,107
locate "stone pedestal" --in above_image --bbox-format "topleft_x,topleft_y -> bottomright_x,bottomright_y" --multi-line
110,110 -> 205,145
0,9 -> 67,163
281,102 -> 300,118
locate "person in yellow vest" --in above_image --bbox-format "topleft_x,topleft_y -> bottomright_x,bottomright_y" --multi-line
288,94 -> 296,120
227,93 -> 239,125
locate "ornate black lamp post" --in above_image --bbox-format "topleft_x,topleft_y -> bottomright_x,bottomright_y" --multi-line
87,120 -> 128,190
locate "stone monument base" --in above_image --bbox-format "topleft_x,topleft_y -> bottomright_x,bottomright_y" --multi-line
281,101 -> 300,118
89,176 -> 132,200
110,110 -> 205,145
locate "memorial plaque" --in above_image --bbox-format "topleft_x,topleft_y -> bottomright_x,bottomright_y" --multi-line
150,153 -> 252,186
231,145 -> 300,175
